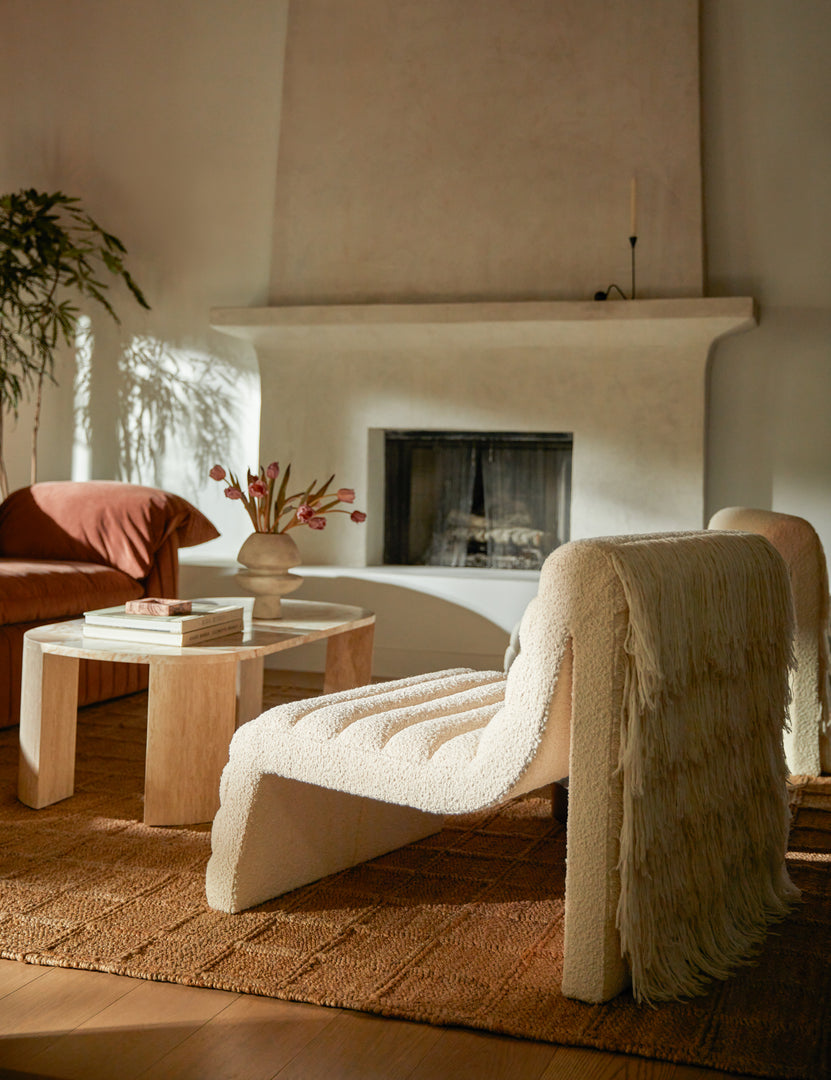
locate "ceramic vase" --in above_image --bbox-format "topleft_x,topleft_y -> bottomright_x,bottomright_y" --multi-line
236,531 -> 303,619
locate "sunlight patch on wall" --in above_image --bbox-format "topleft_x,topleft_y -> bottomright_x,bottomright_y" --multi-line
73,325 -> 259,555
72,316 -> 93,482
117,336 -> 259,498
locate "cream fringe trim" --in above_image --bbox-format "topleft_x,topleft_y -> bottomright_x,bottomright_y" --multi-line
610,533 -> 800,1003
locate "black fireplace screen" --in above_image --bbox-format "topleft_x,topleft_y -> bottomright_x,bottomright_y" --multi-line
383,431 -> 572,570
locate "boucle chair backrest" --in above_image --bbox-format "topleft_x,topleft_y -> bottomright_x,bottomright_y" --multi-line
501,531 -> 797,1003
708,507 -> 830,775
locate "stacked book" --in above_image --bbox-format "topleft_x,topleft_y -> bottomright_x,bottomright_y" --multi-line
83,601 -> 245,646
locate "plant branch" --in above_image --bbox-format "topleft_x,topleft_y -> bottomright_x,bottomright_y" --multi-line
0,187 -> 149,496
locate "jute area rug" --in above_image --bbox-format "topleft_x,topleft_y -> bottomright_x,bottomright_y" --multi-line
0,684 -> 829,1080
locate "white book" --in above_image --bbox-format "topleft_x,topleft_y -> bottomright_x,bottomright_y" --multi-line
82,617 -> 245,647
84,601 -> 244,634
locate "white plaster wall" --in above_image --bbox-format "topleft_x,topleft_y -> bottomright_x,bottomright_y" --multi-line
0,0 -> 289,555
702,1 -> 831,554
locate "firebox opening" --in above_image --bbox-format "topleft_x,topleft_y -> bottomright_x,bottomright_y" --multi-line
383,430 -> 572,571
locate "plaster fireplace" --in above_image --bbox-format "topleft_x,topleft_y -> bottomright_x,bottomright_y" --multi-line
198,1 -> 731,675
210,297 -> 756,674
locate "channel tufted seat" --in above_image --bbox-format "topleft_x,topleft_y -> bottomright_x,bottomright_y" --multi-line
214,667 -> 564,809
207,531 -> 799,1005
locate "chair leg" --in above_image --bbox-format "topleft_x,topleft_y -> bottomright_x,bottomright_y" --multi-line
552,777 -> 569,825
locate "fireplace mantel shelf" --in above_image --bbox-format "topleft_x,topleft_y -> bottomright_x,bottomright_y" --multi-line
211,297 -> 756,351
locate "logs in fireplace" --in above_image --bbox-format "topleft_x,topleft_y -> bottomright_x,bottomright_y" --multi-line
383,431 -> 572,570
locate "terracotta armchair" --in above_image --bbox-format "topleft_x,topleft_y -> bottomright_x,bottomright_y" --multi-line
0,481 -> 218,727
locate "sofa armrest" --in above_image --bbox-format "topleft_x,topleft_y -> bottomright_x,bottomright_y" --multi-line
0,481 -> 219,582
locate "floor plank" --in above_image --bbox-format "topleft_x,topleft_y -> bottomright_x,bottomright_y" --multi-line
0,966 -> 135,1071
407,1026 -> 558,1080
22,979 -> 240,1080
538,1045 -> 708,1080
671,1068 -> 739,1079
0,951 -> 770,1080
0,958 -> 50,999
539,1046 -> 678,1079
138,993 -> 343,1080
271,1009 -> 443,1080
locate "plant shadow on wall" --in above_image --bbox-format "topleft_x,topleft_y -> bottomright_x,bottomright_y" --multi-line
0,188 -> 149,498
2,188 -> 249,493
73,323 -> 243,486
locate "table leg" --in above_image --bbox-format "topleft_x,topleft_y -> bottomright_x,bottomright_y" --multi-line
18,641 -> 80,809
323,622 -> 375,693
144,660 -> 238,826
236,656 -> 265,728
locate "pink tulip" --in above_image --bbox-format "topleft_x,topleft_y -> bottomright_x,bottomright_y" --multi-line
224,487 -> 243,500
296,504 -> 315,522
308,516 -> 327,530
209,465 -> 226,481
266,462 -> 280,479
337,488 -> 356,503
249,479 -> 268,498
350,510 -> 367,523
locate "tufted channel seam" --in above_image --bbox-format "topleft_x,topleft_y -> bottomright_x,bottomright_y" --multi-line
381,700 -> 505,762
333,690 -> 505,755
289,670 -> 505,742
280,668 -> 475,730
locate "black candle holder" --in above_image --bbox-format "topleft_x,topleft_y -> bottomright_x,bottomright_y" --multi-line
593,234 -> 638,301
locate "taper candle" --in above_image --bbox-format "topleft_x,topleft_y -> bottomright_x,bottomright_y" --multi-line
630,176 -> 637,237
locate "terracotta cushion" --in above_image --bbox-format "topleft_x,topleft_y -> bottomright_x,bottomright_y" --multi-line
0,559 -> 142,624
0,481 -> 218,581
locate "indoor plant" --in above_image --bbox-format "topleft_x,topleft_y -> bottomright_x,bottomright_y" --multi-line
0,188 -> 149,499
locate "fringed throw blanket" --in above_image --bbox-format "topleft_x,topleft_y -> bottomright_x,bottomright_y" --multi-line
609,532 -> 800,1003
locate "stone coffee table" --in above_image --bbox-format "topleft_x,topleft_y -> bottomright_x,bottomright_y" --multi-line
18,598 -> 374,826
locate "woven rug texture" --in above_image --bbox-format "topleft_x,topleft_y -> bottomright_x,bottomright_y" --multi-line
0,685 -> 829,1080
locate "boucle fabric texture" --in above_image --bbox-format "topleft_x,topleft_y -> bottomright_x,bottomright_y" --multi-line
503,620 -> 521,672
207,531 -> 798,1005
206,666 -> 568,918
709,507 -> 830,775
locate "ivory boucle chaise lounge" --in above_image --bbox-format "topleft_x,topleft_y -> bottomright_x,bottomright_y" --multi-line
207,531 -> 799,1004
709,506 -> 830,775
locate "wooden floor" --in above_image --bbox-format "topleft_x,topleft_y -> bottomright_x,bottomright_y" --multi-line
0,958 -> 754,1080
0,673 -> 756,1080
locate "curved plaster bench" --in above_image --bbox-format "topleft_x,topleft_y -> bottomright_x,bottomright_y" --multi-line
207,532 -> 798,1005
